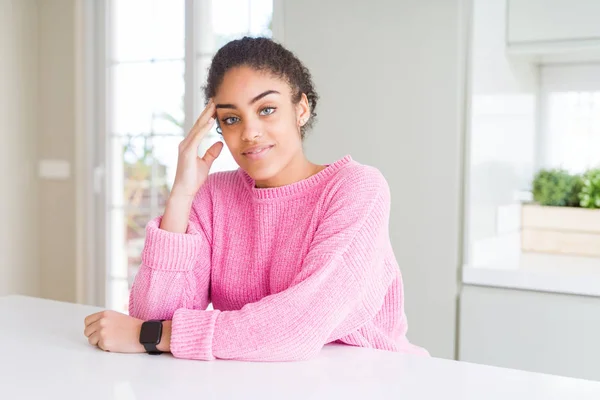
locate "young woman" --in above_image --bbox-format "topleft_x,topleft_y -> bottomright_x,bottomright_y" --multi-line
84,37 -> 428,361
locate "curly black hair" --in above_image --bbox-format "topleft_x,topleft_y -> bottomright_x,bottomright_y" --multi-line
204,37 -> 318,139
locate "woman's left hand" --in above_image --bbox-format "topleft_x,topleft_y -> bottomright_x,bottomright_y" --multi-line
83,310 -> 145,353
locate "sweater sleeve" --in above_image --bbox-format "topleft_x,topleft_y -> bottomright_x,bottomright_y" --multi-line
169,168 -> 401,361
128,179 -> 214,321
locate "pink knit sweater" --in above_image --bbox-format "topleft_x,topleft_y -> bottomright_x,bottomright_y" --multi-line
129,155 -> 428,361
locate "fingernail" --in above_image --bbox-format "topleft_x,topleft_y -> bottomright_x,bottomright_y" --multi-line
208,117 -> 215,124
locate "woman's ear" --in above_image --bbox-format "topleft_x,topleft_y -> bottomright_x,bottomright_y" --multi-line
296,93 -> 310,127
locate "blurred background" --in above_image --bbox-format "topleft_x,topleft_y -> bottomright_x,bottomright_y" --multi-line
1,0 -> 599,381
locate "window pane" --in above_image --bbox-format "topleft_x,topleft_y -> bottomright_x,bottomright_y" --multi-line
196,55 -> 212,101
117,135 -> 152,208
153,0 -> 186,60
112,60 -> 184,135
152,135 -> 184,196
107,278 -> 130,313
212,0 -> 251,39
113,135 -> 172,209
125,136 -> 171,211
125,208 -> 151,282
112,63 -> 153,134
112,0 -> 184,62
249,0 -> 273,36
152,61 -> 185,135
109,208 -> 126,280
546,91 -> 600,174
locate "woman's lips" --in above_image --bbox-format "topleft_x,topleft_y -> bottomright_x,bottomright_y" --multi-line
243,145 -> 274,160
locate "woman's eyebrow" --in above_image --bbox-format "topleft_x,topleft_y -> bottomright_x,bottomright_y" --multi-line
250,90 -> 280,104
215,90 -> 280,110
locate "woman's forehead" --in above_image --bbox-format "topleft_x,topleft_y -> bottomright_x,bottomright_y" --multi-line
216,66 -> 291,103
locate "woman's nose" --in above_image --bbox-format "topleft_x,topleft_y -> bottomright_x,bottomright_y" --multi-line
241,122 -> 263,142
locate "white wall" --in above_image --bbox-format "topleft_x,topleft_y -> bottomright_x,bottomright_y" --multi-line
278,0 -> 468,358
37,0 -> 78,303
460,285 -> 600,381
0,0 -> 40,297
0,0 -> 78,302
507,0 -> 600,44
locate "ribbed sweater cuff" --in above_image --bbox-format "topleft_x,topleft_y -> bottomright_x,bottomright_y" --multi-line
171,308 -> 220,361
141,217 -> 203,271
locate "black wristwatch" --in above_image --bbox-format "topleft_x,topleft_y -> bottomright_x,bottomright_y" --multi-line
139,320 -> 164,355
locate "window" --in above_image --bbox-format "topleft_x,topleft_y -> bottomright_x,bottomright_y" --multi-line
105,0 -> 273,312
539,64 -> 600,175
463,62 -> 600,295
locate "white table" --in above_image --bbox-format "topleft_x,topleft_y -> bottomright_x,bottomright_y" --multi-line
2,295 -> 600,400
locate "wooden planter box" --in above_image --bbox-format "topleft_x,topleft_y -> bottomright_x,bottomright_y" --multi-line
521,204 -> 600,257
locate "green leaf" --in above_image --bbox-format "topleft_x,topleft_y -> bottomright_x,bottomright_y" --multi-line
579,169 -> 600,209
532,169 -> 582,207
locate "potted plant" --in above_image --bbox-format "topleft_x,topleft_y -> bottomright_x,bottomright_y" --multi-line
522,168 -> 600,257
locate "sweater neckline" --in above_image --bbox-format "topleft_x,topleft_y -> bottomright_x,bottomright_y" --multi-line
238,155 -> 353,200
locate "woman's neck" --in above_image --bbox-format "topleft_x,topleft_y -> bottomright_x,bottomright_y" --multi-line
254,152 -> 325,188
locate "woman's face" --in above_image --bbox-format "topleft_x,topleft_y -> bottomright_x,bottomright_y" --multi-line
213,66 -> 310,185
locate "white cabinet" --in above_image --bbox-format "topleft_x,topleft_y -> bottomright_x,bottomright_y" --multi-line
459,285 -> 600,381
507,0 -> 600,44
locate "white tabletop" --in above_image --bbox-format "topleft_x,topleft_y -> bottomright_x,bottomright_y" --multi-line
2,295 -> 600,400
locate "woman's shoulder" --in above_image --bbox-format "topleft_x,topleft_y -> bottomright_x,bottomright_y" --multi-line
320,159 -> 391,210
329,159 -> 389,193
313,160 -> 392,227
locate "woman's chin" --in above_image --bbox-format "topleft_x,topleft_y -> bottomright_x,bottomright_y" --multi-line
243,164 -> 281,187
247,169 -> 276,183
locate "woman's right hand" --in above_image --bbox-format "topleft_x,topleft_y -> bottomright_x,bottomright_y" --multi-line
170,99 -> 224,200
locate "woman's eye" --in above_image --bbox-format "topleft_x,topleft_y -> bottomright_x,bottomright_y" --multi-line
222,116 -> 239,125
260,107 -> 276,116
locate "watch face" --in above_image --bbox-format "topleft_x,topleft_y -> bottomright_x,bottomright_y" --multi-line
140,321 -> 162,344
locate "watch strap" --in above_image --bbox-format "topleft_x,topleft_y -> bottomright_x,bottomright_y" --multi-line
143,342 -> 163,355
